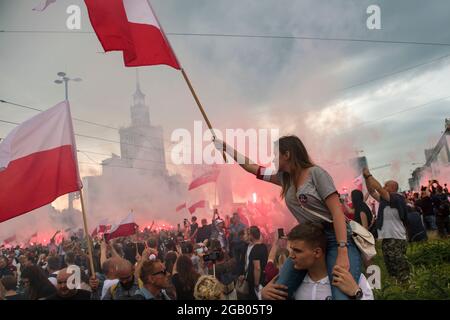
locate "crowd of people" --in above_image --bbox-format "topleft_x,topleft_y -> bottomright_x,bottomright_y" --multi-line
1,135 -> 449,300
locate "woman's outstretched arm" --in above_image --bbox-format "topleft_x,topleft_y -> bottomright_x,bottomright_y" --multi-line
213,138 -> 281,186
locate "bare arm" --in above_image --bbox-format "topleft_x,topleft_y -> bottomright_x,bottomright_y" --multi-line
360,211 -> 369,229
364,168 -> 390,202
253,260 -> 261,287
267,239 -> 279,263
214,139 -> 280,186
326,193 -> 348,246
100,240 -> 107,267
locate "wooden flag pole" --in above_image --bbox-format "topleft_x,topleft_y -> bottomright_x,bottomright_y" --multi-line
180,68 -> 228,163
79,189 -> 96,278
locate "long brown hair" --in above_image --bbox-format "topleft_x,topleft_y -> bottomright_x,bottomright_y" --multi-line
276,135 -> 314,198
176,255 -> 200,293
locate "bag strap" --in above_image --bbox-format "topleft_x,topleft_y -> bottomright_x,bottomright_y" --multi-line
299,204 -> 334,224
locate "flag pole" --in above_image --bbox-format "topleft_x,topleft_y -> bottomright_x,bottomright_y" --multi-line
79,189 -> 96,278
148,0 -> 227,162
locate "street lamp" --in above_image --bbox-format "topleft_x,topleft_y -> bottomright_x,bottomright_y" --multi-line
54,72 -> 82,101
53,72 -> 82,212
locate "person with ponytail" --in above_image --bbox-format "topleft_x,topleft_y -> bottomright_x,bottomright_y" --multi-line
214,135 -> 362,300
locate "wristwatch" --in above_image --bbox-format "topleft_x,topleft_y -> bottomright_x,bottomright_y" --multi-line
337,241 -> 348,248
349,288 -> 363,300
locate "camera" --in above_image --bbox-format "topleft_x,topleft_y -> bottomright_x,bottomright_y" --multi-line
277,228 -> 285,239
202,250 -> 222,262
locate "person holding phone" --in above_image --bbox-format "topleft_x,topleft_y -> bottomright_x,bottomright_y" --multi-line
214,135 -> 362,300
264,229 -> 289,283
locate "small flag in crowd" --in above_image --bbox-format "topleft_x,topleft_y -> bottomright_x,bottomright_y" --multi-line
84,0 -> 180,69
33,0 -> 56,11
0,101 -> 82,223
104,212 -> 138,241
188,200 -> 207,215
188,170 -> 220,191
92,218 -> 110,237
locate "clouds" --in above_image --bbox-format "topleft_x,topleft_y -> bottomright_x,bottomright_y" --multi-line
0,0 -> 449,193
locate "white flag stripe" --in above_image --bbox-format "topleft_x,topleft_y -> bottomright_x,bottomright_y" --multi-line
123,0 -> 159,27
0,101 -> 75,169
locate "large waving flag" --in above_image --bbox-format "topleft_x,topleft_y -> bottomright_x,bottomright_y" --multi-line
33,0 -> 56,11
0,101 -> 81,223
188,170 -> 220,191
104,213 -> 138,241
188,200 -> 207,215
84,0 -> 180,69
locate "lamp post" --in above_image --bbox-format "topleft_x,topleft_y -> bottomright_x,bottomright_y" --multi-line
54,72 -> 82,213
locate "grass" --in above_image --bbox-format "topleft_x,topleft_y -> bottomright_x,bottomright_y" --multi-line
372,237 -> 450,300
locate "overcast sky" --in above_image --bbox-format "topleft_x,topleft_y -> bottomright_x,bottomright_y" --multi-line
1,0 -> 450,192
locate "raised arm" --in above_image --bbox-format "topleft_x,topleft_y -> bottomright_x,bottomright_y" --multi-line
213,138 -> 280,186
363,168 -> 389,202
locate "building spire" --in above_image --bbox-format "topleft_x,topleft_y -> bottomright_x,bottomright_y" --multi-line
134,69 -> 145,100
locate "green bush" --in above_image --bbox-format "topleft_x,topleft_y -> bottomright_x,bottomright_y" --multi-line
407,240 -> 450,267
373,239 -> 450,300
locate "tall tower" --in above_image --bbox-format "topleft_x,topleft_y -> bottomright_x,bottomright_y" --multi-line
118,70 -> 167,174
130,71 -> 150,127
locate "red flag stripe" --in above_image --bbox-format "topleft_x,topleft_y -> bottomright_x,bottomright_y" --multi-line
84,0 -> 180,69
188,200 -> 207,215
188,170 -> 220,191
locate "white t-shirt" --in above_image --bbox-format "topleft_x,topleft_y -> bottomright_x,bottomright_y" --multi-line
378,206 -> 407,240
48,271 -> 60,287
294,273 -> 374,300
101,279 -> 120,299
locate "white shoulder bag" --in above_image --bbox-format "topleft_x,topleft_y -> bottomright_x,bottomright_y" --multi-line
300,204 -> 377,260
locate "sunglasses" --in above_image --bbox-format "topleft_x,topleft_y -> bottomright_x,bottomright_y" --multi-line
152,268 -> 168,276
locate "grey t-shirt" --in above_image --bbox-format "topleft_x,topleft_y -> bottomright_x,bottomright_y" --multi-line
278,166 -> 337,224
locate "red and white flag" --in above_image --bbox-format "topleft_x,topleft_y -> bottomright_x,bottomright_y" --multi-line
0,101 -> 81,223
84,0 -> 180,69
188,200 -> 207,215
33,0 -> 56,11
176,203 -> 187,212
188,170 -> 220,191
92,218 -> 110,236
105,213 -> 138,241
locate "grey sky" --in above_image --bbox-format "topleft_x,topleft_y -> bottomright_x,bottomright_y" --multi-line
1,0 -> 450,192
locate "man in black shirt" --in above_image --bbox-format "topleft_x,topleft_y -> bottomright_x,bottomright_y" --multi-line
46,268 -> 93,300
189,216 -> 199,242
196,218 -> 212,244
246,226 -> 268,300
415,189 -> 437,231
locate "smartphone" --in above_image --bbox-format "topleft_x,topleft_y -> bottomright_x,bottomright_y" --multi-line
277,228 -> 285,239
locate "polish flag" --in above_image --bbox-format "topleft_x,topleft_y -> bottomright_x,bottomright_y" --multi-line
188,170 -> 220,191
176,203 -> 187,212
33,0 -> 56,11
0,101 -> 81,223
92,218 -> 110,236
188,200 -> 207,215
84,0 -> 181,69
105,213 -> 138,241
